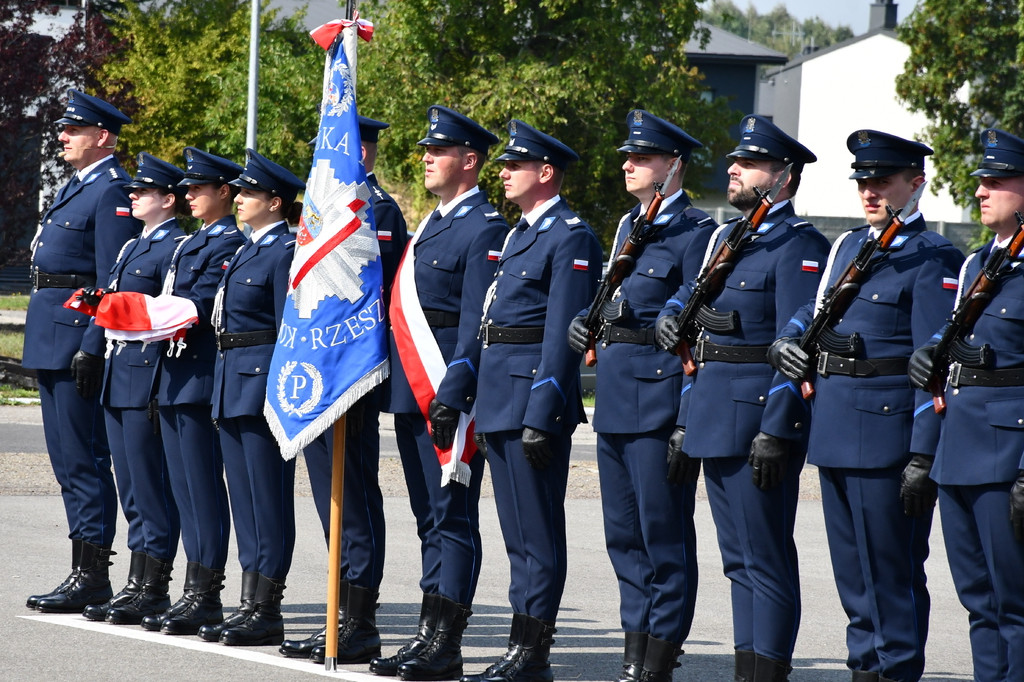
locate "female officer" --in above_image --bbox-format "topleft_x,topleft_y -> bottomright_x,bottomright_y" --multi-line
138,148 -> 246,636
200,149 -> 305,647
88,153 -> 187,626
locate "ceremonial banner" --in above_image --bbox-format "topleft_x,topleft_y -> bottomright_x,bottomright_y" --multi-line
264,23 -> 386,459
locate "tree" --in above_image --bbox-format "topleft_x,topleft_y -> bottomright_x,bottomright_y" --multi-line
0,0 -> 119,267
702,1 -> 854,59
355,0 -> 733,243
895,0 -> 1024,212
100,0 -> 322,182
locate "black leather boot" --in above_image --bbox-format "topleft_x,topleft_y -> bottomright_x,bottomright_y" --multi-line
106,554 -> 173,625
142,560 -> 200,631
36,541 -> 113,613
851,672 -> 879,682
459,614 -> 555,682
310,583 -> 381,664
618,632 -> 648,682
160,564 -> 225,635
637,636 -> 681,682
371,593 -> 442,676
27,539 -> 83,609
397,596 -> 471,681
459,613 -> 525,682
220,574 -> 286,646
84,550 -> 147,622
734,649 -> 756,682
279,580 -> 349,658
198,570 -> 258,642
752,654 -> 791,682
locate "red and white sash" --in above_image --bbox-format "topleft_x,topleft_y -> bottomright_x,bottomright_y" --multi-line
390,218 -> 477,487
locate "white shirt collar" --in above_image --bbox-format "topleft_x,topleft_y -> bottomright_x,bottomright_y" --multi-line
521,195 -> 562,227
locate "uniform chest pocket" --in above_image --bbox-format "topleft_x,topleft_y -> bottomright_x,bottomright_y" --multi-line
120,261 -> 163,293
979,295 -> 1024,341
850,285 -> 905,337
230,271 -> 272,309
417,250 -> 461,299
50,212 -> 91,257
629,256 -> 676,307
722,269 -> 768,323
503,259 -> 547,305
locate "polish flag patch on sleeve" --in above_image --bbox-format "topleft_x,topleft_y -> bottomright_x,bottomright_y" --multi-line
942,277 -> 958,290
222,260 -> 230,270
487,250 -> 501,262
573,258 -> 589,271
115,206 -> 131,217
378,230 -> 392,241
801,260 -> 819,273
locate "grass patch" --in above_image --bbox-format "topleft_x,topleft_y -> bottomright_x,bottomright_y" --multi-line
0,294 -> 29,310
0,383 -> 38,404
0,331 -> 23,360
582,390 -> 595,408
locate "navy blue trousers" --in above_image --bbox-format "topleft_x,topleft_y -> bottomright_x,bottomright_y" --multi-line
939,483 -> 1024,682
703,454 -> 803,662
485,428 -> 572,622
218,415 -> 295,580
37,368 -> 117,546
104,406 -> 179,560
160,404 -> 230,569
819,466 -> 931,681
393,412 -> 484,605
304,410 -> 386,590
597,429 -> 698,643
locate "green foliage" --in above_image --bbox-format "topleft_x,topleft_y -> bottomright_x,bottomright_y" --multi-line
100,0 -> 321,180
702,1 -> 854,58
356,0 -> 733,244
896,0 -> 1024,212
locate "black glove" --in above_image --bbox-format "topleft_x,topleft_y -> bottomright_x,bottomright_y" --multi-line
567,315 -> 590,354
1011,471 -> 1024,543
768,337 -> 811,382
473,430 -> 487,458
900,454 -> 938,517
146,398 -> 161,436
522,426 -> 554,470
428,398 -> 460,450
77,286 -> 105,307
748,432 -> 791,491
666,426 -> 701,485
655,315 -> 682,352
346,394 -> 368,437
908,345 -> 936,390
70,350 -> 104,399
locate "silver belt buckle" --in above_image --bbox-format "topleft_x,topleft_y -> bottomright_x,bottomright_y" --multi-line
948,362 -> 963,388
694,336 -> 706,363
816,351 -> 830,377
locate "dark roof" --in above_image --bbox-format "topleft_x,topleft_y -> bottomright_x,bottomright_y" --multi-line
685,22 -> 788,65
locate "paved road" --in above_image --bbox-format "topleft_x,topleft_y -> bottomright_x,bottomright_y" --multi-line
0,404 -> 973,680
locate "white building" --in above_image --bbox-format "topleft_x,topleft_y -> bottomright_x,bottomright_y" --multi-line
761,0 -> 970,225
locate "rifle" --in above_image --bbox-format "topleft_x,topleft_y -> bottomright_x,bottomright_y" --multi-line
796,182 -> 926,399
924,212 -> 1024,414
672,164 -> 792,374
582,157 -> 682,366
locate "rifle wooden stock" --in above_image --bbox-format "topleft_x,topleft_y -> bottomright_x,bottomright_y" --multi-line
798,204 -> 908,399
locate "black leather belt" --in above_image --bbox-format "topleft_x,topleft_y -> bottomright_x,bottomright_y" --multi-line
482,325 -> 544,345
34,271 -> 95,290
816,353 -> 908,378
694,338 -> 769,363
949,363 -> 1024,387
217,329 -> 277,350
602,325 -> 657,346
423,309 -> 460,328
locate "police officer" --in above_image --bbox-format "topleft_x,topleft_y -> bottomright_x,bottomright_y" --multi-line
770,131 -> 963,682
367,106 -> 507,680
26,90 -> 142,613
466,120 -> 602,682
280,116 -> 409,664
200,149 -> 305,646
566,110 -> 715,681
87,153 -> 189,626
139,148 -> 245,635
908,128 -> 1024,681
655,115 -> 830,682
